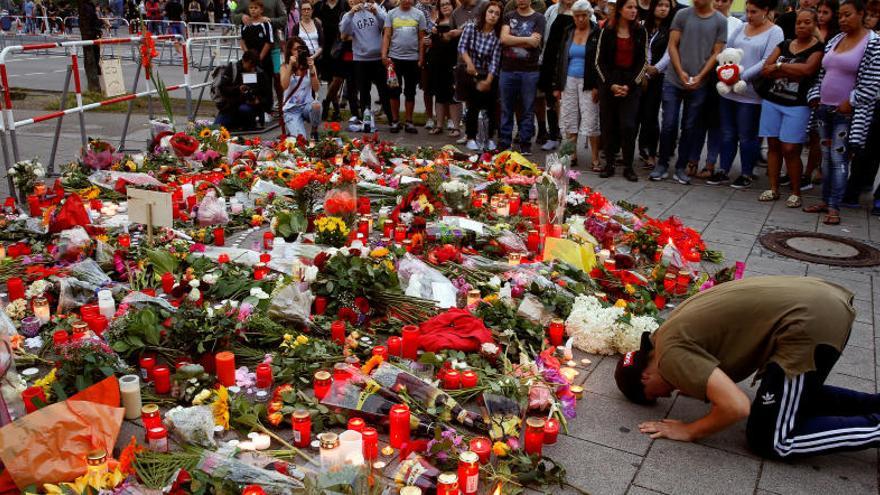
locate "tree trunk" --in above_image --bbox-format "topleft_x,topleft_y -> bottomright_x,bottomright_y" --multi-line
76,0 -> 102,93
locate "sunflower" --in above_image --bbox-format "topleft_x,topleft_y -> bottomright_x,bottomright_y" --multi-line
199,128 -> 212,138
278,168 -> 295,181
212,386 -> 230,429
218,127 -> 231,141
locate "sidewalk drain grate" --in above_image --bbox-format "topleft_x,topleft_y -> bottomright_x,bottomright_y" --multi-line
759,231 -> 880,267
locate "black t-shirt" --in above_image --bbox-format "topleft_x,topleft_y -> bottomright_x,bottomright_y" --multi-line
501,10 -> 546,72
241,21 -> 273,52
314,0 -> 348,50
761,39 -> 824,107
776,11 -> 796,40
165,0 -> 184,20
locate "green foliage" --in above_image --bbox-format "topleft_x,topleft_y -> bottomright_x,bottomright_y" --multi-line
107,307 -> 168,357
274,209 -> 308,241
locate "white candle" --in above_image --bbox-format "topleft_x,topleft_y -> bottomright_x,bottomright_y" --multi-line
97,290 -> 116,320
248,432 -> 271,450
118,374 -> 142,420
181,183 -> 195,199
338,429 -> 364,466
32,297 -> 50,324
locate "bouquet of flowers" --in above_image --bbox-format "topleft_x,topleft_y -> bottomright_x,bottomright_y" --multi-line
314,216 -> 350,247
7,159 -> 45,196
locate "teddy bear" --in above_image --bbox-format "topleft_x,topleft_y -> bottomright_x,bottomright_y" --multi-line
715,47 -> 747,95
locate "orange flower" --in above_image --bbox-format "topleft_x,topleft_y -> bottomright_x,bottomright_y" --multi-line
117,436 -> 144,475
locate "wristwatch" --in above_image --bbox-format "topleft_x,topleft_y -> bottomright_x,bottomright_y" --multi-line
775,60 -> 783,70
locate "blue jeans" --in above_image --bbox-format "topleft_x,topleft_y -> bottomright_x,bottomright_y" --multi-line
816,104 -> 852,210
657,80 -> 709,172
215,103 -> 259,130
690,125 -> 721,165
283,101 -> 322,139
719,98 -> 762,177
499,70 -> 540,148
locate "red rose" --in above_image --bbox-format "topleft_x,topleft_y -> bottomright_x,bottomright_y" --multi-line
354,296 -> 370,314
314,251 -> 331,271
338,307 -> 357,323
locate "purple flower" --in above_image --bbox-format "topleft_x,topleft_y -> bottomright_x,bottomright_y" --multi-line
560,393 -> 577,419
238,302 -> 254,322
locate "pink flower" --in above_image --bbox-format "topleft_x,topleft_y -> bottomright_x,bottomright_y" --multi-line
237,302 -> 254,322
190,243 -> 206,253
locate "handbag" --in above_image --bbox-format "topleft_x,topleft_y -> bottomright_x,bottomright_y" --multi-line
454,27 -> 487,101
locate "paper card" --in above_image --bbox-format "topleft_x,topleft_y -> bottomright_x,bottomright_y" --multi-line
242,72 -> 257,84
127,188 -> 173,229
431,281 -> 457,309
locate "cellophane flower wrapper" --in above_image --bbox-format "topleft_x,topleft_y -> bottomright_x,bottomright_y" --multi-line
481,392 -> 523,441
266,282 -> 312,326
398,253 -> 457,307
197,193 -> 229,227
54,226 -> 92,262
496,229 -> 528,254
372,362 -> 481,427
394,454 -> 440,491
195,451 -> 304,492
249,178 -> 294,200
462,254 -> 512,273
165,405 -> 217,448
56,258 -> 115,312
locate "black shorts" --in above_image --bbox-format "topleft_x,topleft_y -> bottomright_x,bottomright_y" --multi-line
389,58 -> 419,101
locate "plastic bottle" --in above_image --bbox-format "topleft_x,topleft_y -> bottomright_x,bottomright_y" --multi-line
363,109 -> 373,133
477,109 -> 489,151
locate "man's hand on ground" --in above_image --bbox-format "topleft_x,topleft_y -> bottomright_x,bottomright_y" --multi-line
638,419 -> 694,442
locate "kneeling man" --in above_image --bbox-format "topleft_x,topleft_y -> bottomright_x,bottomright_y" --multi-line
614,276 -> 880,458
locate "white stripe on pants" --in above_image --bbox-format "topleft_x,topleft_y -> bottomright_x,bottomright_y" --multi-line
559,76 -> 600,138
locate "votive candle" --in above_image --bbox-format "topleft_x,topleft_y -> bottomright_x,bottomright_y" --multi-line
362,426 -> 379,461
313,370 -> 332,400
548,318 -> 565,347
389,403 -> 411,449
215,351 -> 236,387
469,437 -> 491,464
6,277 -> 24,302
460,370 -> 478,388
331,320 -> 346,345
387,336 -> 402,357
443,370 -> 461,390
543,418 -> 560,445
401,325 -> 419,360
153,366 -> 171,394
524,417 -> 546,456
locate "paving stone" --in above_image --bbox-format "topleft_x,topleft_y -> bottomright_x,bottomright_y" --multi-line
744,256 -> 809,276
846,322 -> 874,349
835,344 -> 876,380
542,434 -> 642,495
707,242 -> 754,263
565,392 -> 666,456
702,228 -> 758,249
825,372 -> 876,394
759,449 -> 878,495
626,486 -> 668,495
634,440 -> 760,495
666,395 -> 755,458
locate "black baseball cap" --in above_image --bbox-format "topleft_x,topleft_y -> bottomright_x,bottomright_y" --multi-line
614,331 -> 655,405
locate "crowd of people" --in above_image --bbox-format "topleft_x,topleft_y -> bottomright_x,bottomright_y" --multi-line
216,0 -> 880,225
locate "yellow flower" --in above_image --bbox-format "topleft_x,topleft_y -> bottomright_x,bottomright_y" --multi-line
199,128 -> 212,138
296,335 -> 309,345
219,127 -> 231,141
124,160 -> 137,171
192,388 -> 212,405
370,247 -> 389,258
624,284 -> 636,295
34,368 -> 56,399
501,185 -> 514,195
383,260 -> 395,272
492,441 -> 510,457
614,299 -> 628,308
212,386 -> 230,430
484,294 -> 498,304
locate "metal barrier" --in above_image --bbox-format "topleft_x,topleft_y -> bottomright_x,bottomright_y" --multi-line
0,34 -> 187,200
186,21 -> 240,38
183,35 -> 242,121
0,15 -> 56,35
142,19 -> 188,37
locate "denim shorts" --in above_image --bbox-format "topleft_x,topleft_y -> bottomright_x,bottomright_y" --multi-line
758,99 -> 811,144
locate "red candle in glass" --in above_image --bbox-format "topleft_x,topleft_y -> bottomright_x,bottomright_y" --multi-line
218,253 -> 230,264
383,220 -> 394,238
161,272 -> 175,294
88,314 -> 108,336
389,403 -> 411,448
139,356 -> 156,381
394,225 -> 407,242
214,228 -> 225,247
524,417 -> 546,456
333,362 -> 352,383
508,195 -> 521,216
387,336 -> 402,357
460,370 -> 478,388
263,231 -> 275,250
22,386 -> 46,413
526,230 -> 540,253
27,195 -> 41,217
6,277 -> 24,302
313,370 -> 332,400
186,195 -> 197,210
543,418 -> 560,445
81,304 -> 100,319
313,296 -> 327,315
292,409 -> 312,448
551,224 -> 564,238
458,451 -> 481,495
254,263 -> 267,280
372,345 -> 388,361
548,318 -> 565,346
330,320 -> 346,345
468,437 -> 491,464
52,330 -> 68,348
358,218 -> 369,236
443,370 -> 461,389
153,366 -> 171,394
663,273 -> 676,294
260,253 -> 271,264
255,363 -> 273,389
215,351 -> 236,387
118,233 -> 131,248
141,404 -> 162,430
401,325 -> 419,360
347,417 -> 366,432
362,426 -> 379,461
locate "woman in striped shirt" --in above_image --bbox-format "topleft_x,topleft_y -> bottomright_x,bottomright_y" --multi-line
458,0 -> 504,150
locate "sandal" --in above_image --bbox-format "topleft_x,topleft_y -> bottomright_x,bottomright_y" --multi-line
429,127 -> 443,135
803,203 -> 829,213
785,194 -> 802,208
591,162 -> 604,173
823,211 -> 841,225
696,168 -> 715,179
448,128 -> 461,138
758,190 -> 780,202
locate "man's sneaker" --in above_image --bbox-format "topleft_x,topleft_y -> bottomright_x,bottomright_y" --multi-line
487,140 -> 497,151
779,175 -> 791,187
705,171 -> 730,185
541,140 -> 559,151
800,176 -> 814,191
466,140 -> 479,151
447,120 -> 456,130
649,166 -> 669,181
405,122 -> 418,134
390,122 -> 402,133
348,117 -> 363,132
425,118 -> 435,130
520,144 -> 532,156
673,170 -> 691,185
730,175 -> 753,189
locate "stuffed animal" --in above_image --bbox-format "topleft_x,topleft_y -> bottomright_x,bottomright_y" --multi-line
715,47 -> 747,95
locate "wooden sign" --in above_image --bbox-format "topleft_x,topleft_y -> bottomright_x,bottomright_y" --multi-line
128,188 -> 173,245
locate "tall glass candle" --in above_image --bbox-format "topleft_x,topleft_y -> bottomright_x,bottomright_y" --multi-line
153,366 -> 171,394
118,374 -> 142,420
401,325 -> 419,360
141,403 -> 162,430
457,451 -> 480,495
526,229 -> 540,253
139,356 -> 156,381
292,409 -> 312,448
362,426 -> 379,461
548,318 -> 565,347
22,386 -> 46,413
215,351 -> 236,387
331,320 -> 346,345
468,437 -> 491,464
32,296 -> 50,324
387,336 -> 402,357
389,403 -> 411,448
313,370 -> 332,400
524,417 -> 546,456
255,363 -> 273,389
313,296 -> 328,315
97,289 -> 115,320
543,418 -> 560,445
6,277 -> 24,302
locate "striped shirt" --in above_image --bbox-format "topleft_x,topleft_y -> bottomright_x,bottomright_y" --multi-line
808,30 -> 880,150
457,23 -> 502,76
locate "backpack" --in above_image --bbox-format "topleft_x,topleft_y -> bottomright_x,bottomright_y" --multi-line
211,61 -> 237,111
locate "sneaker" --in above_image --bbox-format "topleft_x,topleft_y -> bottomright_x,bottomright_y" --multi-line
705,171 -> 730,185
800,180 -> 814,191
623,168 -> 638,182
541,140 -> 559,151
487,140 -> 497,151
405,122 -> 418,134
520,144 -> 532,156
466,139 -> 479,151
348,117 -> 363,132
649,166 -> 669,181
673,170 -> 691,185
599,166 -> 615,178
425,118 -> 435,130
730,176 -> 753,189
390,122 -> 402,133
447,120 -> 455,131
779,175 -> 791,187
457,136 -> 468,145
